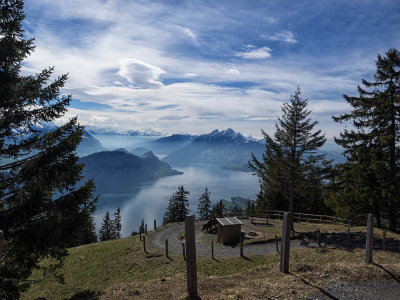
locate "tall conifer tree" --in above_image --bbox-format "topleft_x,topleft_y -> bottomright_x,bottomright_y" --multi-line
331,49 -> 400,231
164,186 -> 190,222
197,187 -> 211,219
250,87 -> 330,213
113,207 -> 122,239
0,1 -> 96,297
99,211 -> 114,241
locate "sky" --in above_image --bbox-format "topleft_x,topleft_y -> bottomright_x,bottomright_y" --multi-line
22,0 -> 400,138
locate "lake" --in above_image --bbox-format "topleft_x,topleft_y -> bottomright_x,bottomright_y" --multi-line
91,134 -> 260,237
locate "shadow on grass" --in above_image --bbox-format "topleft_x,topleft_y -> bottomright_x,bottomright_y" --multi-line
240,255 -> 253,261
69,290 -> 99,300
290,273 -> 339,300
373,263 -> 400,283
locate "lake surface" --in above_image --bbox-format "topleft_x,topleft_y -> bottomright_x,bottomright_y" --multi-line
91,135 -> 260,237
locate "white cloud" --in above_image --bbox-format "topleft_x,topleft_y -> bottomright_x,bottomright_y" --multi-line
117,59 -> 166,88
266,31 -> 298,44
181,27 -> 199,46
235,47 -> 272,59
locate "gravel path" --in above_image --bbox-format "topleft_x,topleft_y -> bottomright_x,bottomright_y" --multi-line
304,280 -> 400,300
148,222 -> 318,257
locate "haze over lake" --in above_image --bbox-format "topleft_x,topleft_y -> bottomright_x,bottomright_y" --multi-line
91,134 -> 259,237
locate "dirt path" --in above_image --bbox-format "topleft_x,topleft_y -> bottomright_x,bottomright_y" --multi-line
148,222 -> 316,257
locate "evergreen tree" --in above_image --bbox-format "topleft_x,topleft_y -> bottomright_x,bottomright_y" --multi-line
246,199 -> 256,215
0,1 -> 96,297
113,207 -> 122,239
175,186 -> 190,222
212,200 -> 225,217
331,49 -> 400,231
250,87 -> 330,214
197,187 -> 212,219
164,186 -> 190,222
72,207 -> 98,246
164,194 -> 178,223
99,211 -> 115,241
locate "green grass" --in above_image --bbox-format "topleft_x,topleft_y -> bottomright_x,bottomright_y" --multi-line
22,224 -> 400,300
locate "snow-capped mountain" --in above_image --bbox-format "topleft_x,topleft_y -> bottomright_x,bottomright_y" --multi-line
85,125 -> 163,137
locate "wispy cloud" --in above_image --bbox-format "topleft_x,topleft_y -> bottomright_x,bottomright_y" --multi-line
265,31 -> 298,44
235,47 -> 272,59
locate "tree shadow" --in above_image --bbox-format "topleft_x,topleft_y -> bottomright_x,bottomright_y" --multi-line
373,263 -> 400,283
69,290 -> 99,300
290,273 -> 339,300
240,255 -> 253,261
212,257 -> 222,263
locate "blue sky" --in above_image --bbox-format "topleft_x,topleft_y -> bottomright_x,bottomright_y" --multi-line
22,0 -> 400,137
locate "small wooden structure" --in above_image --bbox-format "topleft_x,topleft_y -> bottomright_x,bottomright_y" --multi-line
216,217 -> 243,245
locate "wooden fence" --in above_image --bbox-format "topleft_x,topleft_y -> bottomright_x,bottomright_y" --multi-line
223,209 -> 352,226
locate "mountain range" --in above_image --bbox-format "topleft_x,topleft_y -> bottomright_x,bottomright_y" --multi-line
161,129 -> 264,171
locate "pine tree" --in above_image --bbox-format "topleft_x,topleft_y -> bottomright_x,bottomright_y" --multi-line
164,186 -> 190,222
175,186 -> 190,222
250,87 -> 330,214
331,49 -> 400,231
99,211 -> 115,241
197,187 -> 212,219
164,194 -> 178,223
0,1 -> 96,297
113,207 -> 122,239
72,207 -> 98,246
212,200 -> 225,217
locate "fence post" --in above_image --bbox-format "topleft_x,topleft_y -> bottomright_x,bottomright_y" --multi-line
165,239 -> 169,258
182,242 -> 186,260
0,230 -> 4,260
316,229 -> 321,247
154,219 -> 157,231
145,224 -> 147,235
275,235 -> 279,253
347,227 -> 351,248
139,227 -> 142,241
240,236 -> 244,257
211,241 -> 214,259
143,236 -> 147,253
366,213 -> 373,264
280,212 -> 292,273
185,215 -> 198,299
382,230 -> 387,251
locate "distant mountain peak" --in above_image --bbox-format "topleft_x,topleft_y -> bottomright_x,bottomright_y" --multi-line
194,128 -> 248,144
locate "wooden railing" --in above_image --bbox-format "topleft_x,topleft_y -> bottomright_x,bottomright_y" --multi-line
223,209 -> 352,226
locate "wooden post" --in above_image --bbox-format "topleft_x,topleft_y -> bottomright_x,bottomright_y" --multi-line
347,227 -> 351,248
275,235 -> 279,253
382,230 -> 387,251
211,241 -> 214,259
185,215 -> 198,299
366,213 -> 373,264
280,212 -> 292,273
165,239 -> 168,258
0,230 -> 4,260
182,242 -> 186,260
145,224 -> 147,235
317,229 -> 321,247
143,236 -> 147,253
154,219 -> 157,231
139,227 -> 142,241
240,236 -> 244,257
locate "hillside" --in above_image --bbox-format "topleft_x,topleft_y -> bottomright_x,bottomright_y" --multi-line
22,222 -> 400,299
80,150 -> 182,190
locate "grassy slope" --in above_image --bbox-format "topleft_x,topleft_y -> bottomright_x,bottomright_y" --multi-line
23,224 -> 400,300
